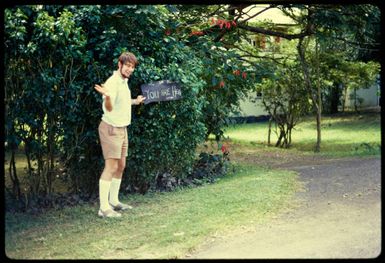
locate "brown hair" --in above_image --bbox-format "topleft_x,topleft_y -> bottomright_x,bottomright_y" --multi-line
118,52 -> 139,67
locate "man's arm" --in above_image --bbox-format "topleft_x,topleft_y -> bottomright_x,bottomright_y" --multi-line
94,84 -> 113,112
104,95 -> 113,112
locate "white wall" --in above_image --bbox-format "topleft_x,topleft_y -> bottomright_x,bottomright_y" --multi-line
234,92 -> 269,117
344,82 -> 380,109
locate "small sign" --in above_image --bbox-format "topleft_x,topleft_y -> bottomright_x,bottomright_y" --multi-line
140,80 -> 182,104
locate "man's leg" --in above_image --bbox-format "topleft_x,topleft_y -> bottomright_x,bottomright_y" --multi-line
97,121 -> 123,217
109,128 -> 132,210
109,154 -> 125,206
99,159 -> 118,212
109,153 -> 133,210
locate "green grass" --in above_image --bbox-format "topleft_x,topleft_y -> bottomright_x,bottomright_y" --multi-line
5,112 -> 380,259
224,113 -> 381,157
5,165 -> 301,259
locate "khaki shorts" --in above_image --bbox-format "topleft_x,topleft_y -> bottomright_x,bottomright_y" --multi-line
98,120 -> 128,160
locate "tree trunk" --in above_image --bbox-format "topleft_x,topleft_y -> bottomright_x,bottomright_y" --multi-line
267,116 -> 272,146
9,150 -> 21,200
275,130 -> 284,147
315,39 -> 322,152
297,36 -> 321,152
342,81 -> 348,112
288,127 -> 292,146
7,124 -> 21,200
315,112 -> 321,152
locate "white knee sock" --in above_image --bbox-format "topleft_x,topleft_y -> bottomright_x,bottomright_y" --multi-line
99,179 -> 112,211
109,178 -> 122,206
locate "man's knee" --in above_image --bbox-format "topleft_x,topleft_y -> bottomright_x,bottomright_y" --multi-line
117,161 -> 126,174
105,159 -> 119,174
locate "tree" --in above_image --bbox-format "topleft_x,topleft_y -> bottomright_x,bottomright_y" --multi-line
166,5 -> 259,141
256,62 -> 311,148
312,50 -> 380,114
5,6 -> 89,197
308,4 -> 381,114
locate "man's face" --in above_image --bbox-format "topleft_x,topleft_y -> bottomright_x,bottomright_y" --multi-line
119,61 -> 135,79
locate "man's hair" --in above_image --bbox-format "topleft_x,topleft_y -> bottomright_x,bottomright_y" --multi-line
118,52 -> 139,67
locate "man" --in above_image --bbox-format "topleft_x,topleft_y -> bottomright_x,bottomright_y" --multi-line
94,52 -> 146,218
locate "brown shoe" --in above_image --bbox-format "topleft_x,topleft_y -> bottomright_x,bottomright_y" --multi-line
98,209 -> 122,218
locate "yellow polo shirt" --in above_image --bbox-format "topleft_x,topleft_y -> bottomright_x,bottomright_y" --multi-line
101,71 -> 132,127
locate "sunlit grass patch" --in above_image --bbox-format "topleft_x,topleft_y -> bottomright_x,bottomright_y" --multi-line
224,113 -> 381,157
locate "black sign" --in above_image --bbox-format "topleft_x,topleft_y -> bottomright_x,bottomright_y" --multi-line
140,80 -> 182,104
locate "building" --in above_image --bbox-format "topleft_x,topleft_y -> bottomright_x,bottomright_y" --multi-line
343,76 -> 381,110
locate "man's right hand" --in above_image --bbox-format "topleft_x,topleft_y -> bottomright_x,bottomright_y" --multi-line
94,84 -> 109,98
94,84 -> 113,111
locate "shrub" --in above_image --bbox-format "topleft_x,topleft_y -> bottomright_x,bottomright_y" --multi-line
5,5 -> 258,201
5,5 -> 208,197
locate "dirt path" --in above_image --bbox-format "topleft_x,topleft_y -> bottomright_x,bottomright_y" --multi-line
185,153 -> 381,259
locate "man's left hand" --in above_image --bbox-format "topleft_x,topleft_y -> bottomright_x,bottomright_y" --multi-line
136,95 -> 146,104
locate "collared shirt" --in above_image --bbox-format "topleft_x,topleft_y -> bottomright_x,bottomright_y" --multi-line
101,70 -> 132,127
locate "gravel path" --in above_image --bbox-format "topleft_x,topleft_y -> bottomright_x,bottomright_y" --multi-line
186,156 -> 381,259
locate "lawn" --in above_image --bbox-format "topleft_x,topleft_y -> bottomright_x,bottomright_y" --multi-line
224,112 -> 381,157
4,112 -> 381,259
5,165 -> 301,259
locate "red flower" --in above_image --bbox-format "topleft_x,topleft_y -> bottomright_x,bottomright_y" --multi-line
165,29 -> 171,36
242,72 -> 247,79
189,30 -> 204,36
221,145 -> 229,154
211,18 -> 237,30
233,69 -> 240,76
216,19 -> 227,29
219,81 -> 225,88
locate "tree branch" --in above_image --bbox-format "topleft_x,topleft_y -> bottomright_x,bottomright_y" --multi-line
332,36 -> 380,48
240,4 -> 277,24
225,43 -> 288,65
237,23 -> 311,40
